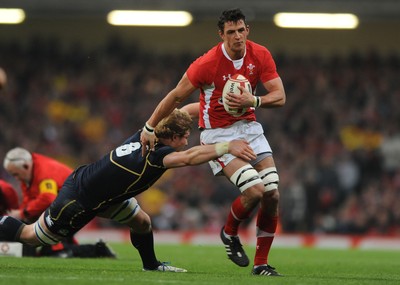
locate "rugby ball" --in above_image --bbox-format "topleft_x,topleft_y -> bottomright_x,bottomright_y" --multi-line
222,74 -> 252,117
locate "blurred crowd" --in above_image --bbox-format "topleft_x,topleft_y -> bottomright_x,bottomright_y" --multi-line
1,37 -> 399,235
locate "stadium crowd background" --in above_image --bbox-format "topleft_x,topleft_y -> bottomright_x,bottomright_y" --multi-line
1,34 -> 399,236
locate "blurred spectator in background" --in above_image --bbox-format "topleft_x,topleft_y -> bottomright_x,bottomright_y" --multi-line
0,179 -> 19,215
4,147 -> 72,223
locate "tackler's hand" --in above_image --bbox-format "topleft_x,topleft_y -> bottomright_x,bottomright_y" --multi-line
228,140 -> 256,161
141,122 -> 156,156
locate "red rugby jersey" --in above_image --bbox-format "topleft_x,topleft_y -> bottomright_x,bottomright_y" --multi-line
186,40 -> 279,129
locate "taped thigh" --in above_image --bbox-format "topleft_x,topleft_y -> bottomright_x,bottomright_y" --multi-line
98,198 -> 141,224
230,164 -> 263,192
34,216 -> 61,246
259,167 -> 279,192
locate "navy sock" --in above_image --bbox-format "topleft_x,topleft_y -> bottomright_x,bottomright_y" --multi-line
0,216 -> 25,241
130,230 -> 159,269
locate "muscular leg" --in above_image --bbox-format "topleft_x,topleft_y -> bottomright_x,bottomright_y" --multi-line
222,158 -> 265,236
253,156 -> 280,267
99,198 -> 186,272
128,209 -> 187,272
98,198 -> 158,268
0,216 -> 25,241
0,213 -> 58,247
126,209 -> 160,269
220,159 -> 265,267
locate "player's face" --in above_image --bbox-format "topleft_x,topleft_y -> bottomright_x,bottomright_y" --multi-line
6,164 -> 31,184
171,132 -> 190,151
220,20 -> 249,59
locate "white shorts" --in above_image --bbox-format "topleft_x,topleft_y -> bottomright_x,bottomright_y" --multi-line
200,120 -> 272,175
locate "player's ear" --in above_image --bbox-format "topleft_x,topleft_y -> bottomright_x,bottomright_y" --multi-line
218,29 -> 224,39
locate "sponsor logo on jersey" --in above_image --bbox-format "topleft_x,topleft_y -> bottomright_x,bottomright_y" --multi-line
222,74 -> 232,81
45,214 -> 54,227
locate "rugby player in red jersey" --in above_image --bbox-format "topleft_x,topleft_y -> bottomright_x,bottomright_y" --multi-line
140,8 -> 286,276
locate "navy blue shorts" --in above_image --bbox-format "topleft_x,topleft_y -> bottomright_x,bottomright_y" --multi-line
43,175 -> 96,238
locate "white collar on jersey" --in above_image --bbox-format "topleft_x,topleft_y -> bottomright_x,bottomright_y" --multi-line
222,43 -> 246,70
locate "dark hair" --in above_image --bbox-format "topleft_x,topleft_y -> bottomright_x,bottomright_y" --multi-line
217,8 -> 246,32
155,109 -> 192,139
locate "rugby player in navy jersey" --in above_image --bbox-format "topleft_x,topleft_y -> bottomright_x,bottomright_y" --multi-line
0,109 -> 255,272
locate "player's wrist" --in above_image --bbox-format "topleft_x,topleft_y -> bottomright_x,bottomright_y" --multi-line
144,122 -> 155,134
253,96 -> 261,108
215,142 -> 229,156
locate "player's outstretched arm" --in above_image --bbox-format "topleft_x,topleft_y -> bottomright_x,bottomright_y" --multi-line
163,140 -> 256,168
180,102 -> 200,119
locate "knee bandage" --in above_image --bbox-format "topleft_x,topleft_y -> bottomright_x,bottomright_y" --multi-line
34,219 -> 60,245
230,165 -> 263,192
259,167 -> 279,192
104,198 -> 141,224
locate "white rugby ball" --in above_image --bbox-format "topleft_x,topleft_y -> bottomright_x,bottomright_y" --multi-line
222,74 -> 252,117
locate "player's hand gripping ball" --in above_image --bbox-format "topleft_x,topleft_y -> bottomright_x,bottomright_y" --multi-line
222,74 -> 252,117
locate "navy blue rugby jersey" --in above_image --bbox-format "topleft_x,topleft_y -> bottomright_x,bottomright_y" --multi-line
74,130 -> 175,209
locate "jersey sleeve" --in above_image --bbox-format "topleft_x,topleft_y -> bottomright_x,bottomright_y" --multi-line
259,49 -> 279,83
186,47 -> 218,88
21,178 -> 58,221
149,145 -> 175,167
22,192 -> 57,222
187,59 -> 208,88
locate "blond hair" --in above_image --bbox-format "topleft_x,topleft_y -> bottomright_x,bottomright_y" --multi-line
154,109 -> 192,139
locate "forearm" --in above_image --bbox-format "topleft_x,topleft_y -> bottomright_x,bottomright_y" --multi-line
164,143 -> 229,168
257,77 -> 286,108
184,144 -> 223,166
163,140 -> 255,168
257,89 -> 285,108
180,102 -> 199,119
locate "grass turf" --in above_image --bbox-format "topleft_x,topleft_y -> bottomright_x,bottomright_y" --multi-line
0,243 -> 399,285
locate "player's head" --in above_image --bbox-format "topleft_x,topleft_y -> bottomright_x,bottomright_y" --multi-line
155,109 -> 192,150
3,147 -> 33,184
217,8 -> 247,33
217,8 -> 249,57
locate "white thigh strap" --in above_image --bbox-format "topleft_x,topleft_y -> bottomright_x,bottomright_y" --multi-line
259,167 -> 279,192
34,219 -> 60,245
97,198 -> 141,224
230,164 -> 263,192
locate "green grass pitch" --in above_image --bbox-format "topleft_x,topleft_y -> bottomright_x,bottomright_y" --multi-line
1,243 -> 399,285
